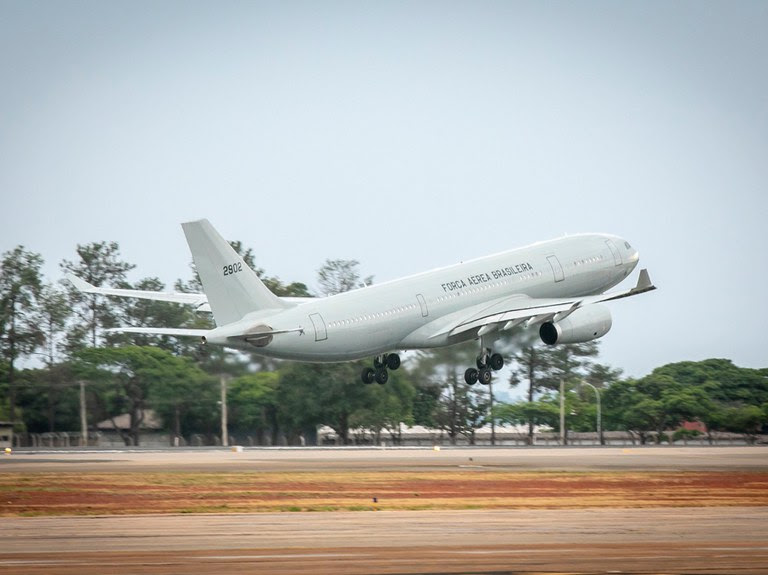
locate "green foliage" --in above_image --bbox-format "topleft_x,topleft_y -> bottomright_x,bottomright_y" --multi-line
652,359 -> 768,406
495,399 -> 559,429
507,340 -> 610,442
351,369 -> 416,443
317,259 -> 372,296
227,372 -> 279,443
60,241 -> 135,350
277,361 -> 378,444
14,363 -> 81,433
112,277 -> 198,354
74,346 -> 208,445
410,343 -> 493,444
0,246 -> 45,419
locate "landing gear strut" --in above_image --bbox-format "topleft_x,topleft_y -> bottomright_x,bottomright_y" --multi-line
464,347 -> 504,385
361,353 -> 401,384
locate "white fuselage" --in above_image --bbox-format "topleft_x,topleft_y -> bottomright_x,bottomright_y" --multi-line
206,234 -> 639,361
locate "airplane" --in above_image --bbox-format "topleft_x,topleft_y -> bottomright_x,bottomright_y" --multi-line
68,219 -> 655,385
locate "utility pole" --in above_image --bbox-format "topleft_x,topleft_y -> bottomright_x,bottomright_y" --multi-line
220,374 -> 229,447
79,381 -> 88,447
489,378 -> 496,446
559,377 -> 566,445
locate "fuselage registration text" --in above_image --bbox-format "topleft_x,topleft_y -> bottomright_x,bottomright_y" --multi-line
440,262 -> 534,292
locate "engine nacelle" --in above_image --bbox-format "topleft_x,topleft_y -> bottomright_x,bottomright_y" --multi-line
539,304 -> 612,345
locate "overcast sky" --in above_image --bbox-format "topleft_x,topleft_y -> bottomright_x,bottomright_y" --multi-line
1,1 -> 766,379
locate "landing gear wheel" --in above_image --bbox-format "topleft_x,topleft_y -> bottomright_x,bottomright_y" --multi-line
374,368 -> 389,385
373,356 -> 385,369
489,353 -> 504,371
361,367 -> 376,384
478,368 -> 492,385
476,357 -> 487,369
464,368 -> 479,385
386,353 -> 401,371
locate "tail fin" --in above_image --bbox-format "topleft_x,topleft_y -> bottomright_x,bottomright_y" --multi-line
181,219 -> 288,325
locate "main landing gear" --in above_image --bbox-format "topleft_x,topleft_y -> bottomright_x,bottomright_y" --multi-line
361,353 -> 401,385
464,349 -> 504,385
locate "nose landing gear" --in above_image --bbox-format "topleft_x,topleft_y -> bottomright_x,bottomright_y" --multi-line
361,353 -> 401,384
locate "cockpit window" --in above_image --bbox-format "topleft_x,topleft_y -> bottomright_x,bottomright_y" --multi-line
624,242 -> 631,249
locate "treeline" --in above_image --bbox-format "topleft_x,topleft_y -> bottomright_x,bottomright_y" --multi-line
1,242 -> 767,445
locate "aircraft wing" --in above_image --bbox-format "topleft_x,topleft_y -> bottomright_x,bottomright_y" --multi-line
432,268 -> 656,339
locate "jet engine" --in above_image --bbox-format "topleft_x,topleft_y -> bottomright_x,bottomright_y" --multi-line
539,304 -> 612,345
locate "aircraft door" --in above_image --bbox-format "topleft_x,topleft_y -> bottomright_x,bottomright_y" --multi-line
606,240 -> 622,266
547,255 -> 565,283
416,294 -> 429,317
308,313 -> 327,342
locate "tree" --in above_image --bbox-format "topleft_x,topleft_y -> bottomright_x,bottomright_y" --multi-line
720,405 -> 766,443
410,343 -> 491,445
0,246 -> 44,421
317,259 -> 372,296
60,242 -> 135,351
277,361 -> 375,445
74,346 -> 207,446
508,341 -> 548,443
351,370 -> 416,444
603,374 -> 712,444
114,277 -> 197,354
37,284 -> 71,365
508,341 -> 599,444
227,371 -> 280,445
653,359 -> 768,407
496,399 -> 560,431
13,364 -> 81,433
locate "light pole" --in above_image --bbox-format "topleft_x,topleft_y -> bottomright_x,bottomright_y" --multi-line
581,381 -> 602,445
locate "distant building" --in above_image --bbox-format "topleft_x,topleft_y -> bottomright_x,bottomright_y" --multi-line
95,410 -> 165,446
681,421 -> 707,433
95,410 -> 163,432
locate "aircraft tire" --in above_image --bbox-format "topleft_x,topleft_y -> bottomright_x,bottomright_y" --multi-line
361,367 -> 376,384
476,356 -> 487,369
375,368 -> 389,385
490,353 -> 504,371
479,368 -> 492,385
464,368 -> 479,385
386,353 -> 401,370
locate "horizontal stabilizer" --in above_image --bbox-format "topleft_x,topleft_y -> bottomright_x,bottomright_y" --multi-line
105,327 -> 210,337
66,274 -> 209,310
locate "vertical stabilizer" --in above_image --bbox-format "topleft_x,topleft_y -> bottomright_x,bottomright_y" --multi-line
181,219 -> 287,325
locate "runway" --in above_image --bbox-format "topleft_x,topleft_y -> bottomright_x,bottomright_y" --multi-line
3,446 -> 767,574
2,508 -> 767,574
4,444 -> 768,473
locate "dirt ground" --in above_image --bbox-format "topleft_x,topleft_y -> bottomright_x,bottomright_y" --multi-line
2,469 -> 768,516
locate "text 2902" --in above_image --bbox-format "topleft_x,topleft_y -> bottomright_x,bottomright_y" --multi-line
223,262 -> 243,276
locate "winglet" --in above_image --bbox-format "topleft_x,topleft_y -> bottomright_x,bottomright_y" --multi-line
636,268 -> 654,292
